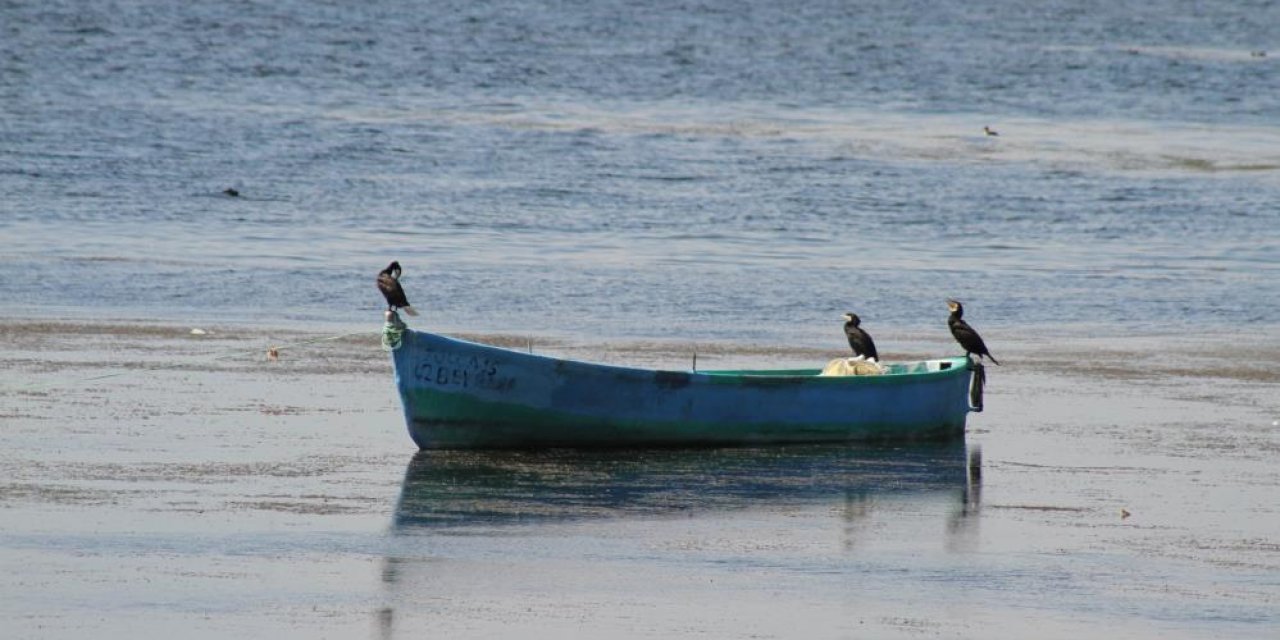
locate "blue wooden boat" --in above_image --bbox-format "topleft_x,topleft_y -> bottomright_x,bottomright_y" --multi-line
386,317 -> 983,450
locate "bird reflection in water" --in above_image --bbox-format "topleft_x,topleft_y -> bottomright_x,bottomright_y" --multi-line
946,445 -> 984,551
840,490 -> 876,552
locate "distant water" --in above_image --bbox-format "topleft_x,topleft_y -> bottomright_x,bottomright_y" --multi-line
3,0 -> 1278,344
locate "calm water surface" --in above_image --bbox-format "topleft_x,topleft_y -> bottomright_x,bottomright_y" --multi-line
2,0 -> 1279,340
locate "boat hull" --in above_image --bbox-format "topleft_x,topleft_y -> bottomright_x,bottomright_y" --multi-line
391,330 -> 975,449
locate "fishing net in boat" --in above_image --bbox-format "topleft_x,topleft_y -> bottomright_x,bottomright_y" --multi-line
819,357 -> 885,376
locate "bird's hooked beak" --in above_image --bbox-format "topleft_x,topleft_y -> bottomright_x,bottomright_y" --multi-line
947,299 -> 960,312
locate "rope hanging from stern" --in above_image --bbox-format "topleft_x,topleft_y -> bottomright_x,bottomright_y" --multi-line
969,360 -> 986,412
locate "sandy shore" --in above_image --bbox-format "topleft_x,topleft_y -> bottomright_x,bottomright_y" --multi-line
2,318 -> 1277,639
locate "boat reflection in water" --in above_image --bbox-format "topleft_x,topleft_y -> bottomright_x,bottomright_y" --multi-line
377,443 -> 983,638
391,441 -> 982,530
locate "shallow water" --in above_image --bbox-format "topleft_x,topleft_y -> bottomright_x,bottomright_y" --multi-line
3,0 -> 1279,637
1,321 -> 1277,638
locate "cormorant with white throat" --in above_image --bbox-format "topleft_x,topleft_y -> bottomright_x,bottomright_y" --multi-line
947,299 -> 998,364
842,312 -> 879,362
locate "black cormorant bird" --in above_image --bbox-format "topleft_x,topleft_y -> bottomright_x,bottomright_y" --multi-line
983,126 -> 999,137
377,261 -> 419,316
947,299 -> 998,364
842,312 -> 879,362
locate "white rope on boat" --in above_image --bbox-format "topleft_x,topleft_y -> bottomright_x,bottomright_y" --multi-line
381,311 -> 407,352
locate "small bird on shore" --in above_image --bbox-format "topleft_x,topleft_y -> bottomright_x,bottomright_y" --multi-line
983,126 -> 999,137
842,312 -> 879,362
947,299 -> 998,364
377,261 -> 419,316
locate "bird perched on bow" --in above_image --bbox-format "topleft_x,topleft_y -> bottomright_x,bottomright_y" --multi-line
377,261 -> 419,316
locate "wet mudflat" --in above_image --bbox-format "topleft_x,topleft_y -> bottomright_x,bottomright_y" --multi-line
1,319 -> 1277,639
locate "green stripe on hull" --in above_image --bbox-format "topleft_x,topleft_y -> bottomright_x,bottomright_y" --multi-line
402,386 -> 966,450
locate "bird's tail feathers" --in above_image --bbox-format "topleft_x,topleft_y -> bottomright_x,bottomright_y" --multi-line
402,306 -> 420,316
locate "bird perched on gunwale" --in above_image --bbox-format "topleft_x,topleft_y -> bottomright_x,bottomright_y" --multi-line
842,312 -> 879,362
377,261 -> 419,316
947,299 -> 998,364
